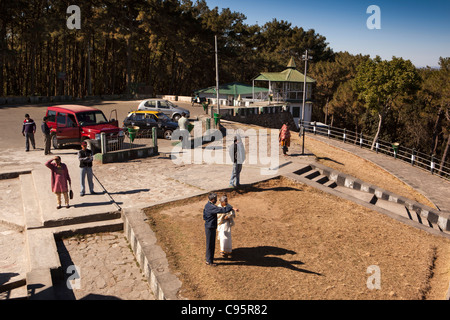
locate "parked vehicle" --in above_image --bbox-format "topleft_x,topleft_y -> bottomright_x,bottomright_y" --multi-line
191,95 -> 207,106
137,99 -> 190,122
123,111 -> 179,140
45,105 -> 124,154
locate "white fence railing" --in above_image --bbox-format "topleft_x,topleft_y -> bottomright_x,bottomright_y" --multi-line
300,121 -> 450,182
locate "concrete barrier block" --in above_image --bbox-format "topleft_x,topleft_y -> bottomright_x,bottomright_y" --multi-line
344,177 -> 354,188
438,215 -> 450,231
427,211 -> 439,224
396,196 -> 408,205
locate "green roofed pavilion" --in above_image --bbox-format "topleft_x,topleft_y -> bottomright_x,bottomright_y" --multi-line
253,58 -> 315,84
194,82 -> 269,98
252,57 -> 315,103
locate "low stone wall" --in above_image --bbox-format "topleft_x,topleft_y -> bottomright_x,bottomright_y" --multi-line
122,208 -> 181,300
94,146 -> 158,164
308,162 -> 450,232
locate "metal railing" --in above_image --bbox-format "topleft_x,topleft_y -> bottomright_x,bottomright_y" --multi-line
300,121 -> 450,182
101,128 -> 157,153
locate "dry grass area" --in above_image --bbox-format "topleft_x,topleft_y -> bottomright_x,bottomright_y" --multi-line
144,177 -> 450,300
299,135 -> 436,208
226,122 -> 436,209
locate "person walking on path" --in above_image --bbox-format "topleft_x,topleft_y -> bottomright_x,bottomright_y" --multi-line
78,141 -> 96,197
203,192 -> 236,267
45,156 -> 72,209
229,135 -> 246,188
279,122 -> 291,156
22,114 -> 36,152
217,195 -> 236,259
41,116 -> 52,155
178,112 -> 191,149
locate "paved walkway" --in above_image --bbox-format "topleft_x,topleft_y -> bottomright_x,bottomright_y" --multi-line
306,133 -> 450,214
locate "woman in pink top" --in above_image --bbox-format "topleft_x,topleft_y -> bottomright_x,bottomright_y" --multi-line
45,156 -> 72,209
279,122 -> 291,156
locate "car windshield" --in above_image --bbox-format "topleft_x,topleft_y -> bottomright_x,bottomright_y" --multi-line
76,111 -> 108,126
156,113 -> 171,122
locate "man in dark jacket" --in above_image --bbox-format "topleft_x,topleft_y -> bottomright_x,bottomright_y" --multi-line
203,192 -> 236,266
22,114 -> 36,152
77,141 -> 96,196
41,116 -> 52,155
228,135 -> 246,187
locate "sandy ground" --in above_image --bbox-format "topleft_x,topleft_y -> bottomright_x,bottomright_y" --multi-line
144,177 -> 450,300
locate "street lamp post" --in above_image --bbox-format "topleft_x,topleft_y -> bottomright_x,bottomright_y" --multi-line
215,35 -> 220,116
300,49 -> 313,155
87,44 -> 92,96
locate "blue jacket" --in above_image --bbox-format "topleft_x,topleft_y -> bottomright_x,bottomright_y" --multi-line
22,119 -> 36,134
203,201 -> 232,229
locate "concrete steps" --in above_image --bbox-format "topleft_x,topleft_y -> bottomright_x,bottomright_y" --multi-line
292,164 -> 450,236
20,173 -> 43,229
0,165 -> 124,300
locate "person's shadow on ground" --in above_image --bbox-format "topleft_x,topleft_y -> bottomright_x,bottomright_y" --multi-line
219,246 -> 322,276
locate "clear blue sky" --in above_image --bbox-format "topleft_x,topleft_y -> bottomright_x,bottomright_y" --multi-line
204,0 -> 450,68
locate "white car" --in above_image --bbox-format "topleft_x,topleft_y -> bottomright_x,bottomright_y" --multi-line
137,99 -> 190,122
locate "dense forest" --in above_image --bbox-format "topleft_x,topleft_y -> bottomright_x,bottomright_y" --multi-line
0,0 -> 449,166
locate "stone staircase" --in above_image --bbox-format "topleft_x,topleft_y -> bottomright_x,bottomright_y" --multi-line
0,167 -> 123,300
289,163 -> 450,237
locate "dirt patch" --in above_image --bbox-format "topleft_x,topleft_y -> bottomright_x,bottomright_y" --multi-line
144,177 -> 450,300
300,135 -> 436,208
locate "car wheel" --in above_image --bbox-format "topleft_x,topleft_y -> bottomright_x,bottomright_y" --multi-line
173,114 -> 181,122
51,134 -> 60,149
164,130 -> 173,140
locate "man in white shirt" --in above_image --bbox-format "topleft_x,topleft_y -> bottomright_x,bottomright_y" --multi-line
178,113 -> 190,149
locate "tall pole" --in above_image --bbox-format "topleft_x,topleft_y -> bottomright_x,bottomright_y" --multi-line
215,35 -> 220,115
87,43 -> 92,96
301,50 -> 309,129
301,50 -> 312,155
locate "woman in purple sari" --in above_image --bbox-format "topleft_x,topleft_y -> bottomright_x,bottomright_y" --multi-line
45,156 -> 72,209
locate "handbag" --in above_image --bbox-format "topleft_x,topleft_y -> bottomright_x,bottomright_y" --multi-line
69,186 -> 73,200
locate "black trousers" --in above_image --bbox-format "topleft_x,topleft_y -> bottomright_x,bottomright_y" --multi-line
25,132 -> 35,151
205,227 -> 217,263
44,133 -> 51,154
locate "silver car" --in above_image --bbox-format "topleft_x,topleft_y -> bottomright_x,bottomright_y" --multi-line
137,99 -> 190,122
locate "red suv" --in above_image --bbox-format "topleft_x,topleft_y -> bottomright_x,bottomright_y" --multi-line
45,105 -> 124,153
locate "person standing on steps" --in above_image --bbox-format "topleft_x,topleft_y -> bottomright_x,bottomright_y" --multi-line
45,156 -> 72,209
78,141 -> 96,197
22,114 -> 36,152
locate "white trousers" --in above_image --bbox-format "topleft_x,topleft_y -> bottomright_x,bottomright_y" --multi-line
217,222 -> 232,253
